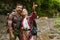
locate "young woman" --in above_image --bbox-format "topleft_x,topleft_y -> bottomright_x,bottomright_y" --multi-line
21,3 -> 37,40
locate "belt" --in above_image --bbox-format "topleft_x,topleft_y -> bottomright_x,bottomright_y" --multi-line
22,29 -> 31,31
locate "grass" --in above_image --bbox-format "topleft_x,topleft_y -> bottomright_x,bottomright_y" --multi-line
54,19 -> 60,28
54,19 -> 60,34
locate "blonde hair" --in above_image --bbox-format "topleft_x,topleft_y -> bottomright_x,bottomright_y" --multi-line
22,8 -> 28,15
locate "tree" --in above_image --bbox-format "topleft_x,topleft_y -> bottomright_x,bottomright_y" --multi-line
0,0 -> 60,18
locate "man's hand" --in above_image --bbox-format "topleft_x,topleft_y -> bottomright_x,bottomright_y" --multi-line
32,2 -> 38,11
9,27 -> 15,39
10,33 -> 15,39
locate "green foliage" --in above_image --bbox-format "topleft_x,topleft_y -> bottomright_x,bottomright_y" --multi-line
0,0 -> 60,17
54,19 -> 60,28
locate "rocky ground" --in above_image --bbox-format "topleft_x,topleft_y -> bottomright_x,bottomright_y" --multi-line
0,15 -> 60,40
36,18 -> 60,40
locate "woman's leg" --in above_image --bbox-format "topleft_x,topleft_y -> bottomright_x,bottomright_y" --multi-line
29,35 -> 33,40
27,31 -> 33,40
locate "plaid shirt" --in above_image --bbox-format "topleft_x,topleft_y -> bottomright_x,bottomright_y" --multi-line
7,12 -> 21,30
21,12 -> 37,30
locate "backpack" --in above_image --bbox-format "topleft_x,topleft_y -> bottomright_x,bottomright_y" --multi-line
31,20 -> 37,35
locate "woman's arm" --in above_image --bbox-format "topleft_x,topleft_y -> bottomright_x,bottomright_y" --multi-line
29,2 -> 37,21
29,11 -> 37,21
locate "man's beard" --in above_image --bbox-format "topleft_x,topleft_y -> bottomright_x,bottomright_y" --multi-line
17,10 -> 22,15
17,10 -> 21,13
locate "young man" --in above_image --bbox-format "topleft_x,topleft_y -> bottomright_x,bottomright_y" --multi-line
7,4 -> 23,40
21,3 -> 37,40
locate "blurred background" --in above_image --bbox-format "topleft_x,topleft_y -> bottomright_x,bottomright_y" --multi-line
0,0 -> 60,18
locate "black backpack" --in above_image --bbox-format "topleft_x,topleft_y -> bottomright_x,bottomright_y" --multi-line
31,20 -> 37,35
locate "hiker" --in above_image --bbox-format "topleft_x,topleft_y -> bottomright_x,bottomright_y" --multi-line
21,3 -> 37,40
7,4 -> 23,40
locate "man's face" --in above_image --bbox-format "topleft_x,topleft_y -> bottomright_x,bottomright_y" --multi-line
16,5 -> 23,13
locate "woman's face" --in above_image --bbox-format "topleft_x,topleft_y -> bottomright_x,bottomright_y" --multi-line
22,9 -> 28,16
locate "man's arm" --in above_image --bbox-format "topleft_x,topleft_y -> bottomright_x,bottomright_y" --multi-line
7,14 -> 13,35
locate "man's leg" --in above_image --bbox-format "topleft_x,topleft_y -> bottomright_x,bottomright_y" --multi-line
18,30 -> 24,40
18,33 -> 21,40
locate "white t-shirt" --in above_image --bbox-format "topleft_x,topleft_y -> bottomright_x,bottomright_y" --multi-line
23,18 -> 30,29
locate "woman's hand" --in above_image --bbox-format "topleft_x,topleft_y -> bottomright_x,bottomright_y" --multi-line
32,2 -> 38,11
